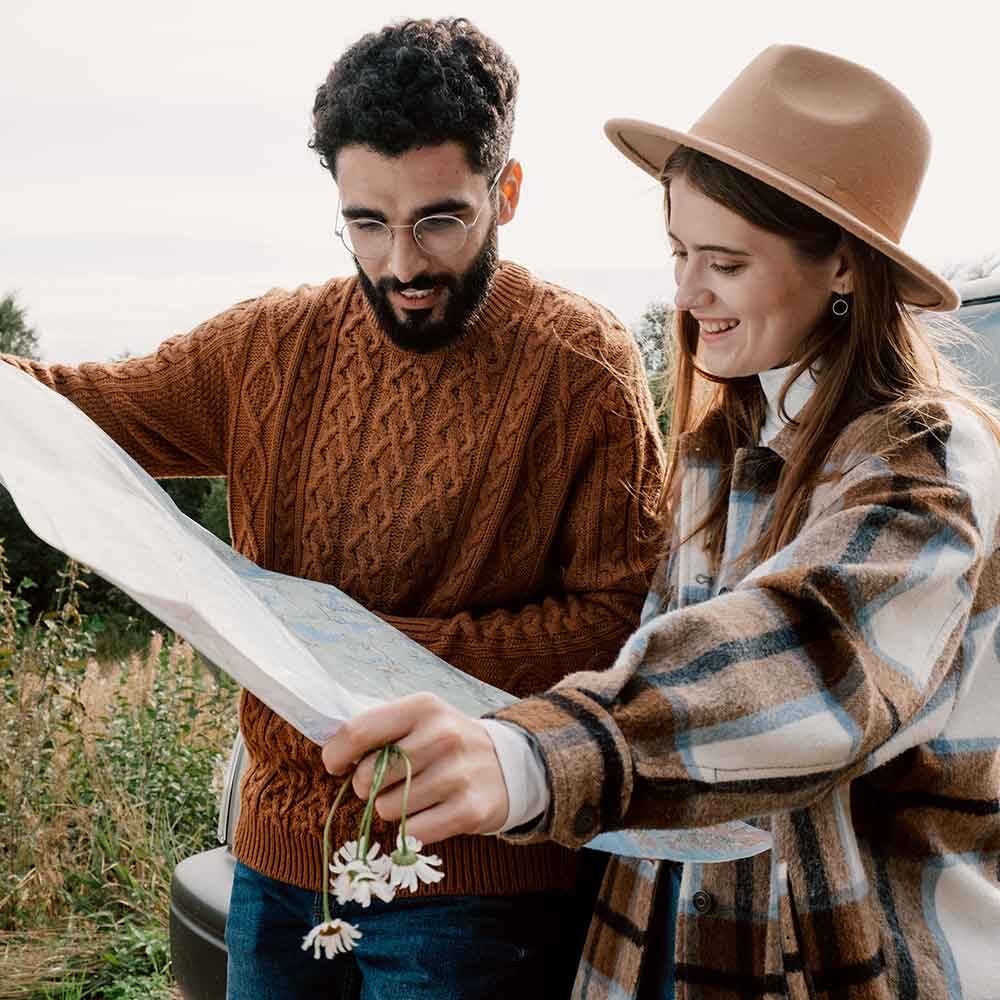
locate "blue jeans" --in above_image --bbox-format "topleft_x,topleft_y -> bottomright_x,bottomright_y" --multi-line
636,862 -> 682,1000
225,860 -> 595,1000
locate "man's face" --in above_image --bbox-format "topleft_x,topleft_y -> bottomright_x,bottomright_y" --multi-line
335,142 -> 509,353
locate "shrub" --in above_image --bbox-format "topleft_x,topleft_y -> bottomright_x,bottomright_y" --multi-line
0,540 -> 239,997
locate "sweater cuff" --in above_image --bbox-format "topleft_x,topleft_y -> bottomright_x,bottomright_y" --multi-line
480,719 -> 550,833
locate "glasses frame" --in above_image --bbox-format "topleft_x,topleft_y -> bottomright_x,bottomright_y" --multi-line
335,162 -> 509,261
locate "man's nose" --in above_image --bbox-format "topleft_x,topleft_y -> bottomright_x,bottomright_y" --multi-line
387,228 -> 429,285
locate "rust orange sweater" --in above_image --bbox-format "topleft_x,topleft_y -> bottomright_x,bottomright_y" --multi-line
5,263 -> 665,894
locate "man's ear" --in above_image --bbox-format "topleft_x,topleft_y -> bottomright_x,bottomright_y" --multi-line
497,160 -> 523,225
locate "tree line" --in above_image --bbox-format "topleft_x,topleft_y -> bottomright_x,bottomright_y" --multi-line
0,293 -> 229,639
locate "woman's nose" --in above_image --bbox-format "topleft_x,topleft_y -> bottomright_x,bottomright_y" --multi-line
674,271 -> 714,312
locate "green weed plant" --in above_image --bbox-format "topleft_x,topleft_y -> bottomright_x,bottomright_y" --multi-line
0,539 -> 239,998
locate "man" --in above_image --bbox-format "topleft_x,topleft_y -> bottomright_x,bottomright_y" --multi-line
4,18 -> 664,999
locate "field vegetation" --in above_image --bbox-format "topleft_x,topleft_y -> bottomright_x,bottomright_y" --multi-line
0,545 -> 238,999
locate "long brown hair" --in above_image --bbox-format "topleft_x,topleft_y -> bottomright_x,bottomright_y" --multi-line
660,146 -> 1000,568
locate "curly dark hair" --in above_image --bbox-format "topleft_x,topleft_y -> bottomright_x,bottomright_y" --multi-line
310,18 -> 518,178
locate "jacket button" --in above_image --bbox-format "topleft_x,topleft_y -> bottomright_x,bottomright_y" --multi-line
573,804 -> 598,838
692,890 -> 715,914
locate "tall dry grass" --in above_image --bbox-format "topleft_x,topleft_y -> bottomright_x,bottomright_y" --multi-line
0,541 -> 238,998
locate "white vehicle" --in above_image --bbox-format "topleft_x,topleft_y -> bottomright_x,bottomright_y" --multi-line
943,254 -> 1000,394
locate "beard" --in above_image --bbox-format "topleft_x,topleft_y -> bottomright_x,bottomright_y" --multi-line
357,227 -> 499,354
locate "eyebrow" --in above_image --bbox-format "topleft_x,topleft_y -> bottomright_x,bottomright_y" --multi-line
342,197 -> 475,223
668,231 -> 752,256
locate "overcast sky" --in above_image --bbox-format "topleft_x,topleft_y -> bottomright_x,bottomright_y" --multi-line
3,0 -> 998,362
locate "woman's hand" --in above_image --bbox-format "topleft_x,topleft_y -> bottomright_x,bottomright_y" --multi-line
321,692 -> 510,844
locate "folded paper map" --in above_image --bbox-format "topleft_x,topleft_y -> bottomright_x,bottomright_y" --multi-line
0,362 -> 771,863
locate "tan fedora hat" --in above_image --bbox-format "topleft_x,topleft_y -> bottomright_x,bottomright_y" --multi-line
605,45 -> 959,311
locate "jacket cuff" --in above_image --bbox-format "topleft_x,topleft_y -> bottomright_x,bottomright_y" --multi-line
479,719 -> 550,833
490,689 -> 634,849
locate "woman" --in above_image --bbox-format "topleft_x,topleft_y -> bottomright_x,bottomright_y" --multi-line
323,46 -> 1000,998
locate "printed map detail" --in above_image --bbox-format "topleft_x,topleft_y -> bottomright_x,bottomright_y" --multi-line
219,549 -> 516,720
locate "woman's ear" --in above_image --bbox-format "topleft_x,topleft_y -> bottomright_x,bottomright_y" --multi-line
832,250 -> 854,295
497,160 -> 523,225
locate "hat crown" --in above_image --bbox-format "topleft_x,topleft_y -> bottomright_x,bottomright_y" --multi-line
691,45 -> 931,243
604,44 -> 957,310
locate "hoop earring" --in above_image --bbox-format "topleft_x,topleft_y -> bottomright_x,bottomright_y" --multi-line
832,295 -> 850,317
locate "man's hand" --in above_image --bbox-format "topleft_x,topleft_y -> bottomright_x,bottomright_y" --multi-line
321,693 -> 510,844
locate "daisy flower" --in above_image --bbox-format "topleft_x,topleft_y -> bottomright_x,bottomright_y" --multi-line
301,919 -> 362,960
331,840 -> 395,907
333,839 -> 386,868
389,833 -> 444,892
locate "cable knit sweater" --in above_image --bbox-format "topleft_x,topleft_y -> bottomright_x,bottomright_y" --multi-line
4,262 -> 666,895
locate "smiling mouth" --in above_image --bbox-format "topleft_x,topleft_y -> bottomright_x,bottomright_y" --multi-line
394,287 -> 444,310
698,320 -> 740,335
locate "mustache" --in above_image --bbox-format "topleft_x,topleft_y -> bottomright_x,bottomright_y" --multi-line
375,274 -> 458,295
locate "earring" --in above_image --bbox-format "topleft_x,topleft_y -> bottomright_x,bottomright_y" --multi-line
831,295 -> 850,317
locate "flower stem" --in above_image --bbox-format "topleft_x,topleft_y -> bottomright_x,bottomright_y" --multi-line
357,745 -> 393,860
395,747 -> 413,848
321,775 -> 354,924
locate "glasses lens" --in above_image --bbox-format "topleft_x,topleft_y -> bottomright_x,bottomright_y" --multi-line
413,216 -> 468,257
342,220 -> 391,260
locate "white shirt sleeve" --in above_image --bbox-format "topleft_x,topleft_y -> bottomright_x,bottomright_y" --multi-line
480,718 -> 551,834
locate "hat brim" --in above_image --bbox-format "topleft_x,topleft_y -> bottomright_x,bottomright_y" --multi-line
605,117 -> 960,312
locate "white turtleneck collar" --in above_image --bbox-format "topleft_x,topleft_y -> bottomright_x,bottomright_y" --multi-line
757,363 -> 818,446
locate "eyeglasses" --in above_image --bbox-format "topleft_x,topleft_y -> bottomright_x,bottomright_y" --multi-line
335,164 -> 508,261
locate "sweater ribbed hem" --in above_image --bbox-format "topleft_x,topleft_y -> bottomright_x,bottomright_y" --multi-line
232,813 -> 581,896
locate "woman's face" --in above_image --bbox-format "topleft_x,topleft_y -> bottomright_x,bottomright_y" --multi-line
668,174 -> 850,377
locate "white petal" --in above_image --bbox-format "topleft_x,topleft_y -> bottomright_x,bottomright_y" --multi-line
414,859 -> 445,885
333,873 -> 356,906
396,833 -> 424,853
391,865 -> 419,892
336,840 -> 360,864
337,920 -> 362,952
372,877 -> 397,903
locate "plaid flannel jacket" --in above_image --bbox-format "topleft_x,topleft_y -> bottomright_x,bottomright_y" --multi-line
497,399 -> 1000,999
